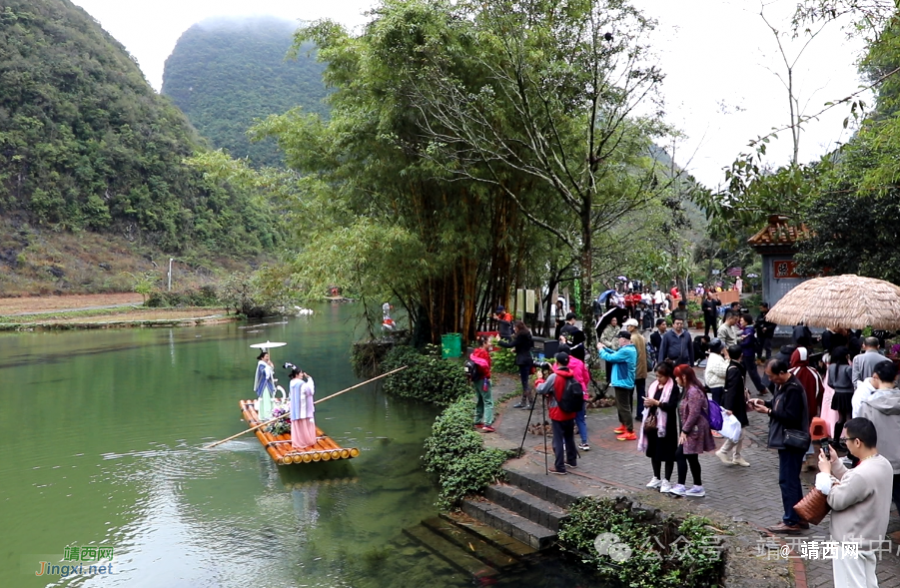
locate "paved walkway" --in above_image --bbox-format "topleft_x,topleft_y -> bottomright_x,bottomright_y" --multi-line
486,366 -> 900,588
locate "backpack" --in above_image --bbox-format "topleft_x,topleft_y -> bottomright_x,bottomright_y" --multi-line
706,397 -> 724,431
558,375 -> 585,413
646,340 -> 656,371
464,358 -> 481,380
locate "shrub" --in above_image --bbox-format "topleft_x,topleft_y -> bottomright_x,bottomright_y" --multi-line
146,285 -> 220,308
558,497 -> 725,588
489,345 -> 518,374
422,397 -> 511,509
381,344 -> 471,405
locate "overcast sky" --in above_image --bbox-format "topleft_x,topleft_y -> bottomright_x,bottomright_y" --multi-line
71,0 -> 867,188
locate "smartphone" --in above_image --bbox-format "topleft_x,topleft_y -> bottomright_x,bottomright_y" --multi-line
822,442 -> 830,460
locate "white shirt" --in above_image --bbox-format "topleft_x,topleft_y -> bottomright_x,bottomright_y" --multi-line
654,290 -> 664,304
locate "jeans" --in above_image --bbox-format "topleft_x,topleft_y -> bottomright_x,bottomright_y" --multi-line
575,408 -> 588,444
551,419 -> 577,472
778,449 -> 804,525
634,378 -> 646,420
473,378 -> 493,425
742,354 -> 765,394
614,386 -> 634,432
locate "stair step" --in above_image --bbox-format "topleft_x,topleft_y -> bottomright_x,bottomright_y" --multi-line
484,484 -> 568,531
420,517 -> 519,569
502,468 -> 583,509
403,525 -> 498,578
461,498 -> 557,551
441,511 -> 538,558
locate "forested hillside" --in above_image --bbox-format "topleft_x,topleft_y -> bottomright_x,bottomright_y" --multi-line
161,17 -> 328,167
0,0 -> 278,258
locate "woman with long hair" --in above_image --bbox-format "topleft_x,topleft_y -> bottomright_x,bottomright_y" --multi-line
828,346 -> 854,442
665,364 -> 715,497
289,367 -> 317,449
254,351 -> 276,420
498,320 -> 535,408
638,362 -> 681,493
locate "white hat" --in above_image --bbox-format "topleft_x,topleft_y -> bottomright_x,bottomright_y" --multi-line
624,318 -> 639,327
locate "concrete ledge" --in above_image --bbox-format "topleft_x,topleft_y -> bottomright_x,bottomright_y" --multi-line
502,468 -> 585,509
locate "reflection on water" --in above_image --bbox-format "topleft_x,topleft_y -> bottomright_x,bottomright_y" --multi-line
0,307 -> 601,588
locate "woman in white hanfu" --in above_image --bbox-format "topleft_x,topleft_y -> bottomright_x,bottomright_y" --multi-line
290,368 -> 317,449
254,351 -> 276,421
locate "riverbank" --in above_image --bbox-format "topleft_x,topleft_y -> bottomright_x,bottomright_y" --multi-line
0,293 -> 235,330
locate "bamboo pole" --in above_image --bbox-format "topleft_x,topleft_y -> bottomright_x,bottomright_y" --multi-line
204,366 -> 408,449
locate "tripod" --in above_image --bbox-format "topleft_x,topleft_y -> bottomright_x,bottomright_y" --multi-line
517,392 -> 549,475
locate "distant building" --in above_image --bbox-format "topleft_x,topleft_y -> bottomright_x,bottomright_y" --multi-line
747,215 -> 814,323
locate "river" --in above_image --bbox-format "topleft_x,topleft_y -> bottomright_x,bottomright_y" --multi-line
0,304 -> 596,588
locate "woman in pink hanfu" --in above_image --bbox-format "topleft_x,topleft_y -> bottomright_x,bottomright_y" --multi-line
290,368 -> 317,450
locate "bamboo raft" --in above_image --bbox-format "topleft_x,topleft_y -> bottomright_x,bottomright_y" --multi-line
239,400 -> 360,466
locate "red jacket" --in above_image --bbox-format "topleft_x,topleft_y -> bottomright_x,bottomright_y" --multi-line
543,365 -> 576,421
471,348 -> 492,380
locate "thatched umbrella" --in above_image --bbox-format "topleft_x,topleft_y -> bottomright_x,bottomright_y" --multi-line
766,274 -> 900,330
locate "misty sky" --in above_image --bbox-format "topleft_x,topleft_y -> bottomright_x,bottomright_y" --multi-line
70,0 -> 866,188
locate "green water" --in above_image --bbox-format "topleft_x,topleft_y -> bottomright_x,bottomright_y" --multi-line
0,305 -> 600,588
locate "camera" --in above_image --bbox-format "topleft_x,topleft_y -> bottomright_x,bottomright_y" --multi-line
283,362 -> 296,371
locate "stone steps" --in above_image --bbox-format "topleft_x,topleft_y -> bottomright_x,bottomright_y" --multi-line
461,497 -> 557,550
403,524 -> 498,579
484,484 -> 569,531
440,510 -> 538,558
420,516 -> 519,569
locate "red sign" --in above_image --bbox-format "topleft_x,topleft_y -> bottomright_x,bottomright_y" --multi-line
773,260 -> 800,279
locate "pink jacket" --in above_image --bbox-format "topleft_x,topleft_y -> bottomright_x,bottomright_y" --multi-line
568,356 -> 590,399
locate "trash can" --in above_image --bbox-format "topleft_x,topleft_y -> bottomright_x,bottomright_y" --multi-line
441,333 -> 462,359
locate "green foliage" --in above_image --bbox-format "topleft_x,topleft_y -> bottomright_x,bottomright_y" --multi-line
558,497 -> 725,588
381,345 -> 471,405
145,285 -> 219,308
130,272 -> 157,303
421,396 -> 510,509
489,346 -> 518,375
0,0 -> 278,257
162,17 -> 329,167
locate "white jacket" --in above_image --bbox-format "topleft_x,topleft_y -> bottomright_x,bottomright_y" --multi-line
704,353 -> 728,389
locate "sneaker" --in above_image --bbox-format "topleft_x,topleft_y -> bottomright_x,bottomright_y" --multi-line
659,480 -> 673,493
474,423 -> 483,429
668,484 -> 687,496
481,425 -> 496,433
767,522 -> 802,534
616,431 -> 637,441
548,468 -> 567,475
646,477 -> 662,489
685,485 -> 706,497
566,463 -> 578,469
578,443 -> 590,451
711,431 -> 723,438
732,457 -> 750,467
613,426 -> 626,434
715,450 -> 733,465
512,402 -> 525,408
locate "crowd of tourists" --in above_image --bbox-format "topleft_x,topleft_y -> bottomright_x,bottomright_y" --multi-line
472,288 -> 900,588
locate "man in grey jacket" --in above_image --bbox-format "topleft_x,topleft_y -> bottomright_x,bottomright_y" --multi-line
857,361 -> 900,514
851,337 -> 890,389
817,417 -> 893,588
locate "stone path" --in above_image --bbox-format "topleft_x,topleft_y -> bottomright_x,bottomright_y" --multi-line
484,368 -> 900,588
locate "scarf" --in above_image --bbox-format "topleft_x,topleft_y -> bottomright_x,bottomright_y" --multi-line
637,377 -> 674,452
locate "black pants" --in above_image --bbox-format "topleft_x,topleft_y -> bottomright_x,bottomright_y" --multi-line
675,445 -> 702,486
704,316 -> 716,338
551,419 -> 577,472
893,474 -> 900,515
742,355 -> 764,394
778,449 -> 804,525
517,364 -> 532,401
634,378 -> 646,420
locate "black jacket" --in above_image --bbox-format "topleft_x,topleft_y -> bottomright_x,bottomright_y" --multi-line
498,331 -> 534,366
559,323 -> 586,362
754,312 -> 776,340
650,330 -> 663,353
723,360 -> 749,426
764,375 -> 808,450
701,298 -> 720,318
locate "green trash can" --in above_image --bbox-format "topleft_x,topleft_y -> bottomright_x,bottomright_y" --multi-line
441,333 -> 462,359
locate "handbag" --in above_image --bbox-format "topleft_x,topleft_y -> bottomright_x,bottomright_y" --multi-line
794,487 -> 831,525
643,410 -> 658,432
784,428 -> 811,451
